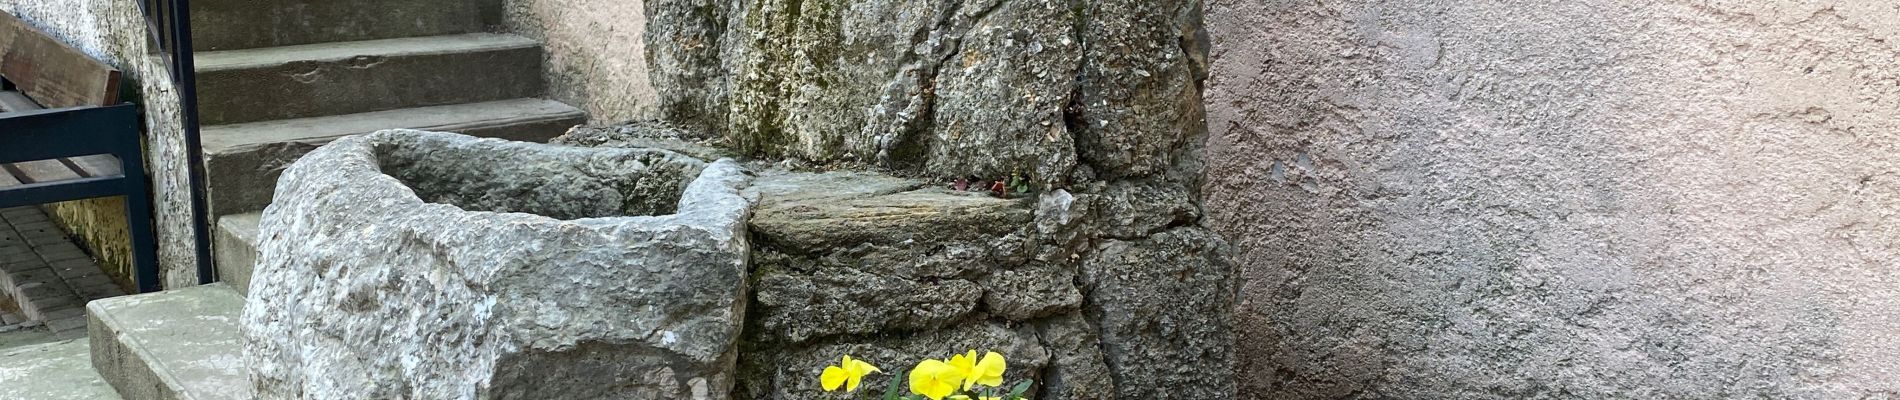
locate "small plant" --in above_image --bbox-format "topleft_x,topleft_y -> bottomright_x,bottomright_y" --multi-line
818,350 -> 1034,400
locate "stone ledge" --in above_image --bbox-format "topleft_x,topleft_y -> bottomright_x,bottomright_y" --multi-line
87,283 -> 248,400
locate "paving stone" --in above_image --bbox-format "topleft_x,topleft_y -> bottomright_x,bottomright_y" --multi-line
50,259 -> 105,280
45,316 -> 85,334
72,284 -> 126,301
33,246 -> 87,263
19,282 -> 74,302
1,245 -> 43,258
65,274 -> 114,289
31,292 -> 81,309
3,212 -> 49,225
6,268 -> 60,288
0,255 -> 47,274
11,222 -> 55,235
38,305 -> 85,321
0,339 -> 121,399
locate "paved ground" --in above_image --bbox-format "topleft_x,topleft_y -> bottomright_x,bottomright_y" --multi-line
0,206 -> 128,350
0,339 -> 121,400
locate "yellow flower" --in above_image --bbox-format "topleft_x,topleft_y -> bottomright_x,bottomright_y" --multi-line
948,396 -> 1002,400
908,358 -> 968,400
947,351 -> 979,390
971,351 -> 1007,388
820,355 -> 881,392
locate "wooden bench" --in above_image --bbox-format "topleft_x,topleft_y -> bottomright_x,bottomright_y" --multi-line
1,11 -> 161,293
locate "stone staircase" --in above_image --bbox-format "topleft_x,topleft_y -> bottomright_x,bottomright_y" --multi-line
0,0 -> 583,397
193,0 -> 585,292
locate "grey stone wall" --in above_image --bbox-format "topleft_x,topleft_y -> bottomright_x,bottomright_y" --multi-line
1205,0 -> 1900,398
1,0 -> 203,288
625,0 -> 1239,397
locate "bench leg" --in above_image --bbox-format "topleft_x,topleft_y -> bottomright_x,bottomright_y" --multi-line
123,159 -> 163,293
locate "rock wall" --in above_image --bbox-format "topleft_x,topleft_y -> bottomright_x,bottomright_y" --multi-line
502,0 -> 661,123
1,0 -> 203,288
1204,0 -> 1900,398
621,0 -> 1238,397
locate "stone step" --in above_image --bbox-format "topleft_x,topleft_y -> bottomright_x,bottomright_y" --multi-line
202,98 -> 586,219
0,339 -> 123,400
195,33 -> 547,125
87,283 -> 249,400
212,213 -> 260,297
193,0 -> 500,51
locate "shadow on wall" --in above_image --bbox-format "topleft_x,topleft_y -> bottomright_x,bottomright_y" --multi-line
1204,0 -> 1900,398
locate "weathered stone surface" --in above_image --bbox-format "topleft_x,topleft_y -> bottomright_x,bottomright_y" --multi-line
743,171 -> 1039,343
921,0 -> 1083,183
734,320 -> 1052,399
642,0 -> 729,133
979,262 -> 1083,321
551,120 -> 736,161
1030,314 -> 1117,399
751,259 -> 984,344
745,171 -> 1034,269
724,0 -> 944,161
243,130 -> 753,399
1081,227 -> 1236,399
1091,179 -> 1202,239
1071,0 -> 1210,179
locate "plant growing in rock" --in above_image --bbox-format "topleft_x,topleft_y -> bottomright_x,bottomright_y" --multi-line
819,351 -> 1033,400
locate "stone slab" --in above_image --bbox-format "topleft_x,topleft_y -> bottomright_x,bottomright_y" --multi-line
0,339 -> 121,400
195,33 -> 546,125
211,213 -> 259,296
88,283 -> 248,400
202,98 -> 585,218
192,0 -> 498,51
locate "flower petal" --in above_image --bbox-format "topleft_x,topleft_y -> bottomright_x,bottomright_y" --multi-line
821,366 -> 847,391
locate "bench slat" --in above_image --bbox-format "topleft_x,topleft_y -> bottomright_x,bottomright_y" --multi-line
7,159 -> 82,184
66,155 -> 121,178
0,90 -> 34,112
0,12 -> 120,108
0,165 -> 19,188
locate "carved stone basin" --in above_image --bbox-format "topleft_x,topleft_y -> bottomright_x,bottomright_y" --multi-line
240,129 -> 752,399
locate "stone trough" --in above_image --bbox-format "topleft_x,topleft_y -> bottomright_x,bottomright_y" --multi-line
240,130 -> 752,399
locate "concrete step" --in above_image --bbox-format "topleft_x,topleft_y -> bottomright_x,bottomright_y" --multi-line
201,98 -> 585,218
193,0 -> 500,51
88,283 -> 248,400
195,33 -> 547,125
0,339 -> 123,400
212,213 -> 260,297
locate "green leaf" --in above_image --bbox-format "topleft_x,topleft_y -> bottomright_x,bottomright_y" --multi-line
882,368 -> 906,400
1008,379 -> 1034,399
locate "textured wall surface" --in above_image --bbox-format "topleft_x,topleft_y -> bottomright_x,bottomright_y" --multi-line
1205,0 -> 1900,398
2,0 -> 203,288
503,0 -> 660,123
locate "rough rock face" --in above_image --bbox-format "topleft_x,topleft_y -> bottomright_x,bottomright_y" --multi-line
241,130 -> 754,399
628,0 -> 1236,397
1206,1 -> 1900,398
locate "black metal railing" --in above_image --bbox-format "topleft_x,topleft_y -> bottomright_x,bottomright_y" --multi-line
137,0 -> 216,287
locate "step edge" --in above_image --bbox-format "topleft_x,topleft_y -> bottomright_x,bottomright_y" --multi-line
196,33 -> 541,72
201,99 -> 584,153
88,284 -> 245,400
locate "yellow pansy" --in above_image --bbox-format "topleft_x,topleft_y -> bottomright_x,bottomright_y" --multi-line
947,351 -> 979,390
908,358 -> 968,400
948,395 -> 1002,400
820,355 -> 881,392
970,351 -> 1007,388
